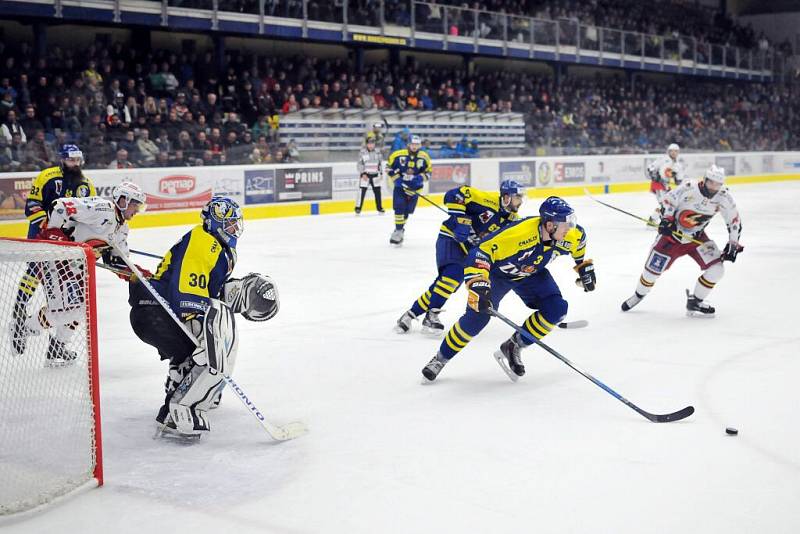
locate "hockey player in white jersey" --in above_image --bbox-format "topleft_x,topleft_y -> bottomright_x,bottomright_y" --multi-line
647,143 -> 686,225
622,164 -> 743,317
46,181 -> 145,260
20,181 -> 146,366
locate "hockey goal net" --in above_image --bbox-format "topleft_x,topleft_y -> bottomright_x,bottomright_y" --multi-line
0,237 -> 102,516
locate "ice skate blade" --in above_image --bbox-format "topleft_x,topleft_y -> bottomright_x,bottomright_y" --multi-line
492,350 -> 519,382
420,325 -> 444,337
394,324 -> 410,334
155,423 -> 202,441
686,310 -> 715,318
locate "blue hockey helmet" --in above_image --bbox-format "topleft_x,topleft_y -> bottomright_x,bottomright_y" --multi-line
500,179 -> 522,197
202,196 -> 243,247
539,196 -> 576,227
59,143 -> 84,165
499,179 -> 524,213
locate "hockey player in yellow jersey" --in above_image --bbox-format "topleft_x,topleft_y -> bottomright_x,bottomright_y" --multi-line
395,180 -> 523,335
422,197 -> 597,382
12,144 -> 96,359
387,135 -> 432,245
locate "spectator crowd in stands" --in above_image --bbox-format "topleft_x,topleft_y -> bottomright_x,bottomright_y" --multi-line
1,32 -> 798,172
215,0 -> 792,56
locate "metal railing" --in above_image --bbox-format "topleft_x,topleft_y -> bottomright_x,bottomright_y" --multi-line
28,0 -> 788,79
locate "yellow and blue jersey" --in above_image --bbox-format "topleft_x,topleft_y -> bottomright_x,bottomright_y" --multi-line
440,185 -> 518,245
387,148 -> 431,192
464,216 -> 587,282
148,225 -> 236,319
24,166 -> 95,238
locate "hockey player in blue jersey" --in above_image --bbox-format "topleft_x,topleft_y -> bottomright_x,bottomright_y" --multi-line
387,135 -> 432,245
421,196 -> 597,382
395,180 -> 524,334
12,144 -> 96,359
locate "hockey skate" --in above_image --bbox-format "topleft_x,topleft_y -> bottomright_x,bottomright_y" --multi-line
421,308 -> 444,335
154,405 -> 202,441
389,228 -> 404,245
394,310 -> 416,333
493,335 -> 525,381
621,292 -> 645,312
422,352 -> 448,382
685,289 -> 715,318
45,336 -> 78,368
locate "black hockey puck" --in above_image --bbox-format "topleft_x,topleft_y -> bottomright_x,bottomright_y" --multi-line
725,427 -> 738,436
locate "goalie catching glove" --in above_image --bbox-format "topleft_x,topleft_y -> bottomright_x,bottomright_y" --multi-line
223,272 -> 280,322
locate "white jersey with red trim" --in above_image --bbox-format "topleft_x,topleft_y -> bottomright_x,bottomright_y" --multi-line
48,196 -> 131,256
661,180 -> 742,245
647,155 -> 686,187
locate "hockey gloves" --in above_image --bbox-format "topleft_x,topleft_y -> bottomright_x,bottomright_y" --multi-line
658,217 -> 677,238
113,264 -> 153,283
466,277 -> 492,313
722,242 -> 744,263
454,217 -> 471,242
574,260 -> 596,292
38,227 -> 70,242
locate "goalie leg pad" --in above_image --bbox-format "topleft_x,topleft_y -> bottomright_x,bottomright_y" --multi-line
198,299 -> 238,374
223,273 -> 279,322
169,363 -> 222,434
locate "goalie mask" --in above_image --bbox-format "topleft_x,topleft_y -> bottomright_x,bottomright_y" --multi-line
202,196 -> 243,248
223,273 -> 279,322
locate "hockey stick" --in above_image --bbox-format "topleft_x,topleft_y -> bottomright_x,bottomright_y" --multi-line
130,248 -> 164,260
557,320 -> 588,329
96,262 -> 143,279
488,309 -> 694,423
583,188 -> 705,246
402,186 -> 450,216
111,244 -> 307,442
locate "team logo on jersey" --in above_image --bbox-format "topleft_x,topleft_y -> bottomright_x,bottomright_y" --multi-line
54,180 -> 63,195
647,251 -> 670,273
478,210 -> 493,224
77,184 -> 90,197
678,210 -> 712,228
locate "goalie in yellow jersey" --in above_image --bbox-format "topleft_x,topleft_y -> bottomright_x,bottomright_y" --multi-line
421,197 -> 597,382
128,197 -> 280,438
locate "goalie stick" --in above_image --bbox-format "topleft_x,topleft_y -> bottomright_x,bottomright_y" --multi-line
489,309 -> 694,423
110,244 -> 307,442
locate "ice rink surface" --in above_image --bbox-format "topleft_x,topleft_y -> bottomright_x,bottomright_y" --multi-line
5,182 -> 800,533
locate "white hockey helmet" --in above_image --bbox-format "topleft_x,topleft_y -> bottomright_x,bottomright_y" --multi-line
667,143 -> 680,152
112,181 -> 147,212
704,164 -> 725,184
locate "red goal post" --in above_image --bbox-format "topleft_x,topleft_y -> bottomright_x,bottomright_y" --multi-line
0,237 -> 103,517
